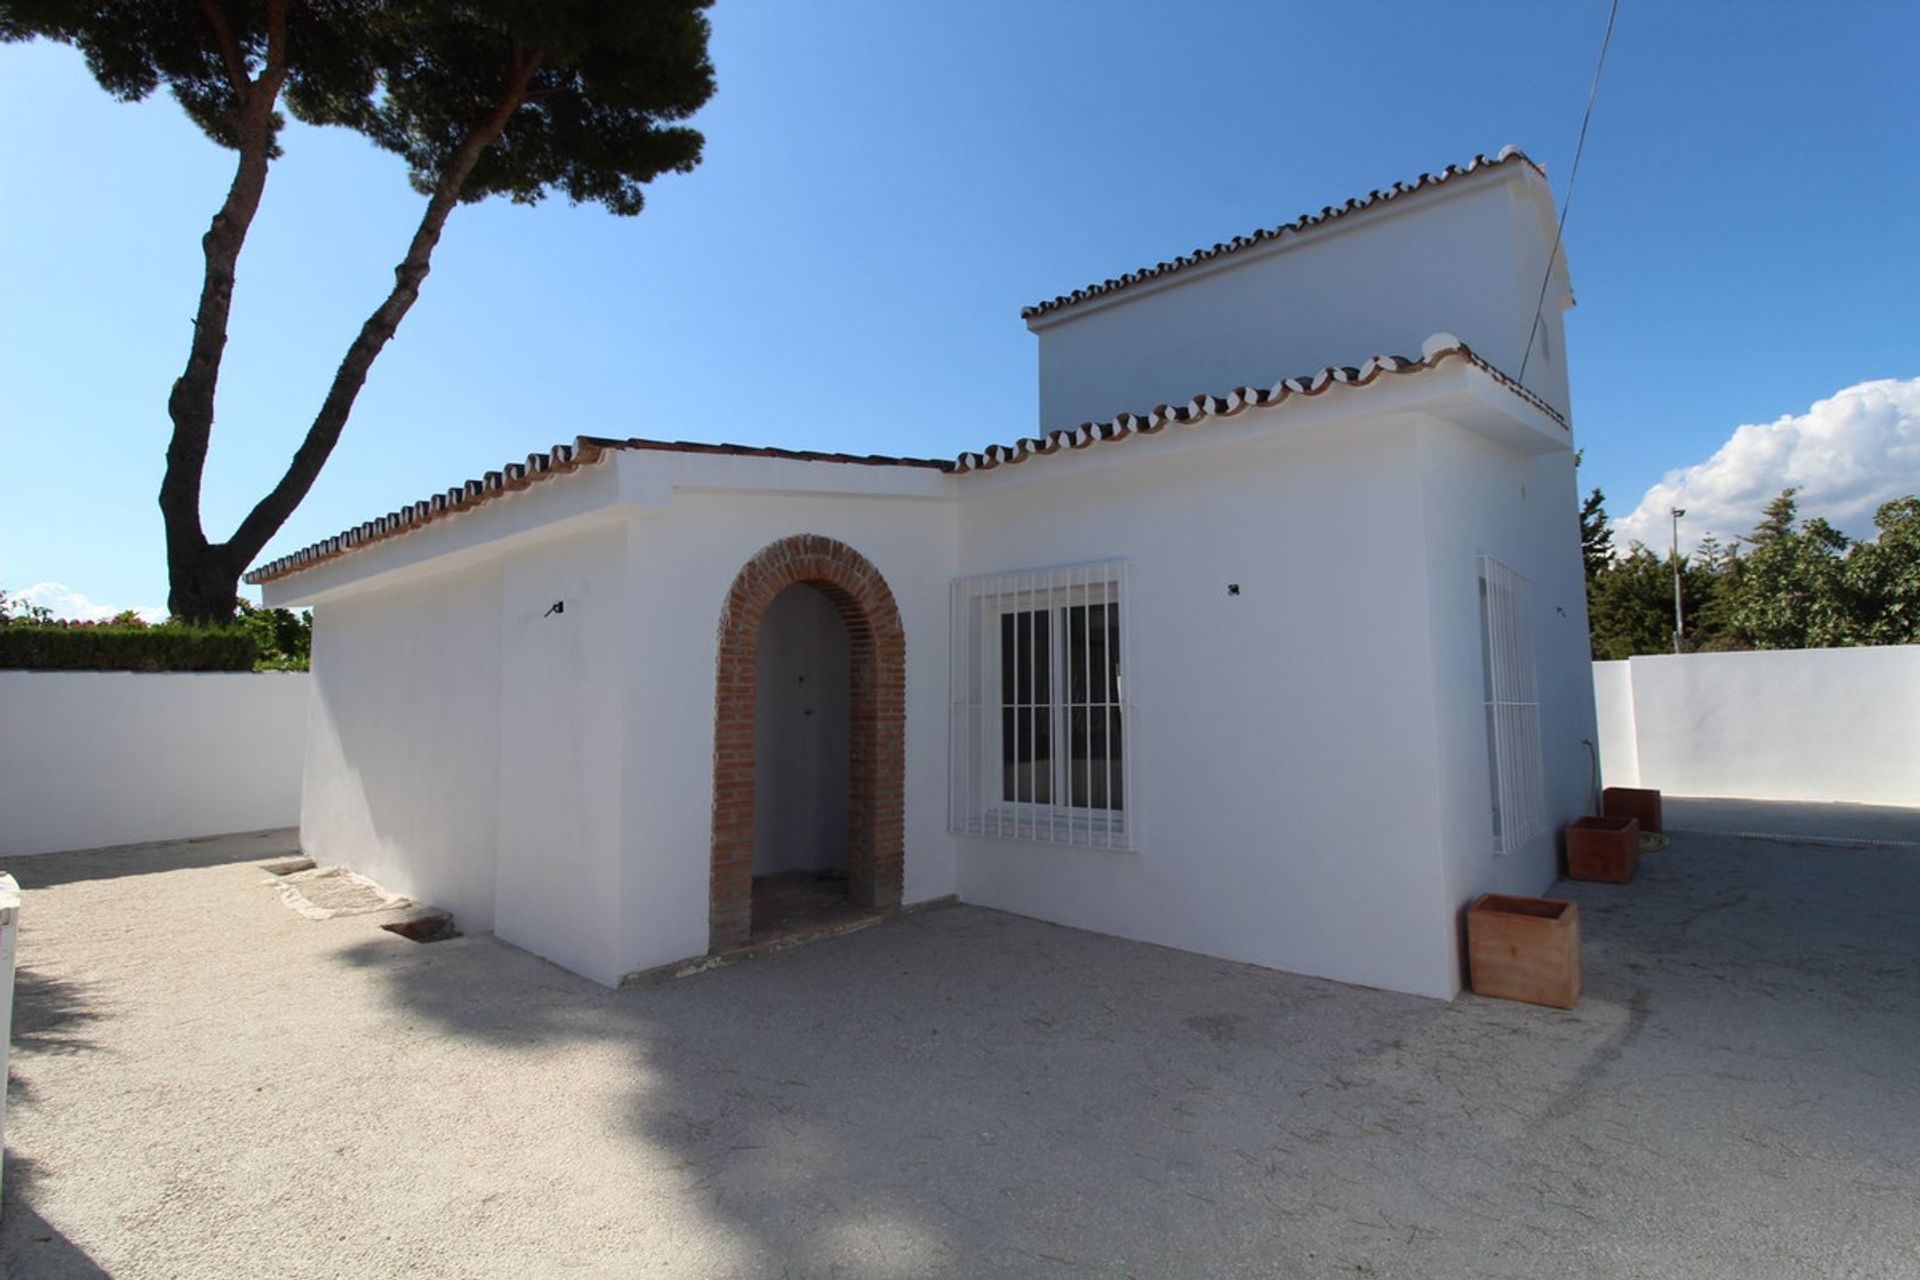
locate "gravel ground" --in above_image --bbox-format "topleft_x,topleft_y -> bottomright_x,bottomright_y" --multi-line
3,803 -> 1918,1278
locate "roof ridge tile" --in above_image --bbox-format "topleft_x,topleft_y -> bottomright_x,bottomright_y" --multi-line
1021,148 -> 1541,320
246,334 -> 1564,587
948,338 -> 1564,475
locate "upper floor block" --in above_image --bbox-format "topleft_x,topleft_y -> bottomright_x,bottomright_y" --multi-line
1023,148 -> 1574,433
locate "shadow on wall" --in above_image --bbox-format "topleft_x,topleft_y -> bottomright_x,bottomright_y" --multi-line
308,608 -> 502,932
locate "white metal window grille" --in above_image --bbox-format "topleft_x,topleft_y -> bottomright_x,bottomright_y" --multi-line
1479,555 -> 1547,854
950,561 -> 1132,848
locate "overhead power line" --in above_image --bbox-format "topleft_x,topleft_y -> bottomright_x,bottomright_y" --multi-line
1519,0 -> 1622,386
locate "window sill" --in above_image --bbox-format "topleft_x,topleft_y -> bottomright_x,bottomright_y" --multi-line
951,810 -> 1135,851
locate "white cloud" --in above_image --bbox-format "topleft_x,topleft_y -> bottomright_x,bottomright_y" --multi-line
11,582 -> 168,624
1614,377 -> 1920,554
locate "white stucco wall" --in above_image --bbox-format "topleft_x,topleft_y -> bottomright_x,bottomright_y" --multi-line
271,364 -> 1572,999
952,414 -> 1470,997
298,523 -> 643,983
1031,165 -> 1572,431
493,524 -> 634,983
1409,421 -> 1597,988
942,371 -> 1584,1000
0,672 -> 309,857
615,480 -> 960,978
0,872 -> 15,1205
278,456 -> 959,986
302,563 -> 503,931
1591,659 -> 1639,788
1594,648 -> 1920,806
753,584 -> 851,876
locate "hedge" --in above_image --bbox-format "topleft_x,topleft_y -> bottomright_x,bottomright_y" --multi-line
0,624 -> 259,672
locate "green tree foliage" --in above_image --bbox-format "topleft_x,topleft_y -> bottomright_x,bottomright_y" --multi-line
0,622 -> 259,672
237,599 -> 313,669
1750,488 -> 1800,545
1686,532 -> 1742,648
1842,498 -> 1920,645
0,590 -> 53,625
1726,493 -> 1851,649
1587,547 -> 1676,659
1586,548 -> 1723,660
0,591 -> 311,669
0,1 -> 716,621
1579,485 -> 1614,582
1582,486 -> 1920,657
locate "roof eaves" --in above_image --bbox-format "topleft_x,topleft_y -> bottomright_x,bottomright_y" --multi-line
947,335 -> 1565,475
243,436 -> 954,586
245,340 -> 1564,587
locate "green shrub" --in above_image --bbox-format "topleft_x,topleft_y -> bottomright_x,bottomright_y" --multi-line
0,623 -> 259,672
237,601 -> 312,671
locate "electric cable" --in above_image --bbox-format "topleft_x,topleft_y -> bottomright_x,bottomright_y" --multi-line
1519,0 -> 1622,385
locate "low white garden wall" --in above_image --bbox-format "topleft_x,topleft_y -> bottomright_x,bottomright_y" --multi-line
0,672 -> 310,856
1593,647 -> 1920,807
0,872 -> 17,1207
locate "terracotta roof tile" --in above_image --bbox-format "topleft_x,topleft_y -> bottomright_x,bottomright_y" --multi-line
242,437 -> 951,586
246,339 -> 1559,587
1020,148 -> 1541,321
948,337 -> 1563,473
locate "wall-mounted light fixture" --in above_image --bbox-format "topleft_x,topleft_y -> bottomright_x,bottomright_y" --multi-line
543,601 -> 565,618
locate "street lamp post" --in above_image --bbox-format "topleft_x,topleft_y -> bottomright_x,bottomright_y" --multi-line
1670,507 -> 1687,655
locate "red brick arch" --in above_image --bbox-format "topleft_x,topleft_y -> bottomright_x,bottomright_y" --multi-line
710,534 -> 906,950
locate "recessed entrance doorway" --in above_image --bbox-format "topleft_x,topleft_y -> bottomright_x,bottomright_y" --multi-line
750,582 -> 862,940
708,534 -> 906,952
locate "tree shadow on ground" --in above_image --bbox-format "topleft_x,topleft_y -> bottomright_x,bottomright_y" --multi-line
317,829 -> 1920,1277
12,824 -> 1918,1274
0,1155 -> 111,1279
8,968 -> 105,1058
328,908 -> 1466,1276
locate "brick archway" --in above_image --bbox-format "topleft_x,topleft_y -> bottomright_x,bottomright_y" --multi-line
710,534 -> 906,950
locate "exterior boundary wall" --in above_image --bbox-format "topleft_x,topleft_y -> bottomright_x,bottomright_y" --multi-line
1592,648 -> 1920,807
0,672 -> 308,857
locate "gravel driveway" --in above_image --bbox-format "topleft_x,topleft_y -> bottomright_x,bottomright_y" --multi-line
3,802 -> 1917,1278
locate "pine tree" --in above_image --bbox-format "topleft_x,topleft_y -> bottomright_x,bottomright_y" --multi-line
1749,488 -> 1800,545
1,1 -> 717,619
1579,487 -> 1614,583
1587,547 -> 1680,659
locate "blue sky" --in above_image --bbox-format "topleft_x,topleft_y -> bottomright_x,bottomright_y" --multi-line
3,0 -> 1918,616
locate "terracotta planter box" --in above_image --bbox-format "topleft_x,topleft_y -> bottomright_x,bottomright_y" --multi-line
1603,786 -> 1662,834
1467,893 -> 1580,1009
1565,815 -> 1640,884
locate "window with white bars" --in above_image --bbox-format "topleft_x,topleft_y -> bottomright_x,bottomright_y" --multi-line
1479,555 -> 1547,854
950,561 -> 1132,848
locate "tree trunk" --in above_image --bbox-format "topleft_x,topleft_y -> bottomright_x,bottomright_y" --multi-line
167,543 -> 245,624
223,52 -> 541,576
157,28 -> 538,620
160,0 -> 288,623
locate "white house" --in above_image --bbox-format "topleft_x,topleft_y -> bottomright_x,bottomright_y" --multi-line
251,147 -> 1594,999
